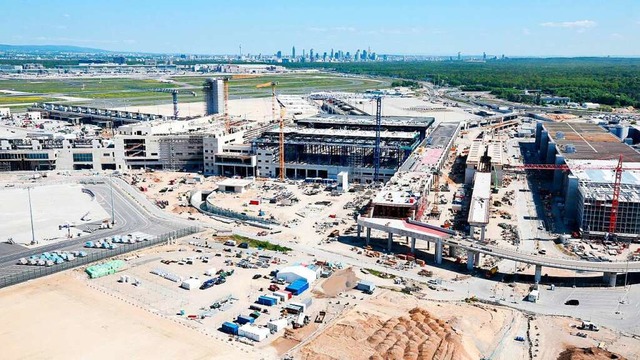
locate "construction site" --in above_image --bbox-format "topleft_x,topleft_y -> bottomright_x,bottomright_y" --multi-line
2,71 -> 640,360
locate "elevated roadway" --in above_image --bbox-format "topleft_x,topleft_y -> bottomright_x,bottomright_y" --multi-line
357,216 -> 640,286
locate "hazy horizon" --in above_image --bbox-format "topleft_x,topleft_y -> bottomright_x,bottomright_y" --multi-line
1,0 -> 639,57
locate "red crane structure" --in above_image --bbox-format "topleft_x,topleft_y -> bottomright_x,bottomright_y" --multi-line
505,155 -> 640,234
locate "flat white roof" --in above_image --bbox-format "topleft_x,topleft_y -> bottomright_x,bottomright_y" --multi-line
468,172 -> 492,225
217,178 -> 253,187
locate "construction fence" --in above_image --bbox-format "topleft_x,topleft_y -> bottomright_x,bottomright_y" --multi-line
0,226 -> 200,289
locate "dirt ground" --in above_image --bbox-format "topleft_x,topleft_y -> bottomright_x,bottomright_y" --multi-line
557,347 -> 626,360
318,267 -> 360,297
0,271 -> 251,360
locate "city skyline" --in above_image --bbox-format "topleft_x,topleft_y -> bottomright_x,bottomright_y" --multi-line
1,0 -> 639,56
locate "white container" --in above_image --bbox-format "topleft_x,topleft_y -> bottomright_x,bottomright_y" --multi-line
204,268 -> 217,276
267,318 -> 288,332
180,278 -> 201,290
238,324 -> 269,342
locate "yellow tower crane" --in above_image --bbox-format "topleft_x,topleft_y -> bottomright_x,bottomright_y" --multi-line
256,81 -> 285,181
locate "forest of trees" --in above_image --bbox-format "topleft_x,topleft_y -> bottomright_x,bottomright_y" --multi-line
286,58 -> 640,107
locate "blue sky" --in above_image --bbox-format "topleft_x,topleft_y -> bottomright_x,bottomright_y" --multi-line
2,0 -> 639,56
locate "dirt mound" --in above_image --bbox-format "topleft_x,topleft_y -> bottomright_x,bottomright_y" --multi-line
298,307 -> 472,360
319,268 -> 359,297
557,347 -> 626,360
367,308 -> 469,360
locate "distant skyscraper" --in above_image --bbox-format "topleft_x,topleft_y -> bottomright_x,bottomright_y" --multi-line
292,46 -> 296,58
330,48 -> 334,59
457,52 -> 461,61
277,51 -> 282,59
483,52 -> 486,61
309,49 -> 314,62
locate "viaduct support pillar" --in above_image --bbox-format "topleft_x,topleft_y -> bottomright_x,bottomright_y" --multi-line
357,224 -> 361,240
387,232 -> 393,252
474,252 -> 481,266
480,226 -> 486,242
466,250 -> 475,271
604,272 -> 617,287
365,227 -> 371,246
435,239 -> 443,264
534,265 -> 542,284
411,238 -> 416,253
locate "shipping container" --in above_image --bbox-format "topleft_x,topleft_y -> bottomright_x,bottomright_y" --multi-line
237,315 -> 255,325
238,324 -> 269,342
221,321 -> 239,335
285,279 -> 309,295
257,296 -> 277,306
267,318 -> 288,332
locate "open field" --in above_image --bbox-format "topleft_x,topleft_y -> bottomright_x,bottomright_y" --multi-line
0,72 -> 389,112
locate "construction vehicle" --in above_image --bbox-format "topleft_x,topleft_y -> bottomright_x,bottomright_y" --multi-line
150,88 -> 197,119
256,81 -> 286,181
579,321 -> 600,332
506,155 -> 640,235
486,266 -> 499,278
315,311 -> 326,323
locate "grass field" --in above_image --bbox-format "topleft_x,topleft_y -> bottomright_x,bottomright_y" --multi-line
0,72 -> 388,110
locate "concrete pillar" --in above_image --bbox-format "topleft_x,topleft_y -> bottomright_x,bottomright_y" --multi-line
474,252 -> 481,266
406,236 -> 409,245
387,232 -> 393,252
427,241 -> 430,251
365,227 -> 371,246
604,272 -> 617,287
534,265 -> 542,284
466,250 -> 475,271
435,240 -> 443,264
480,226 -> 486,242
448,245 -> 456,257
411,238 -> 416,253
356,224 -> 361,240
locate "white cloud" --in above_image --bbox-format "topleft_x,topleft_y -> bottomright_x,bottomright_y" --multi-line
522,28 -> 531,36
540,20 -> 597,29
308,27 -> 327,32
63,13 -> 70,18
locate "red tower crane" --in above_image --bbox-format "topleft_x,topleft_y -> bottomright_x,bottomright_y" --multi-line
505,155 -> 640,235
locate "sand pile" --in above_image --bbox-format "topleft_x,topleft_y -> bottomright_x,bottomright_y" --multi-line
319,268 -> 359,297
367,308 -> 469,360
298,307 -> 472,360
557,347 -> 626,360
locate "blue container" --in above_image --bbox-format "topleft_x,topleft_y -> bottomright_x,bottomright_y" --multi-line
237,315 -> 255,325
257,296 -> 277,306
221,321 -> 239,335
285,279 -> 309,295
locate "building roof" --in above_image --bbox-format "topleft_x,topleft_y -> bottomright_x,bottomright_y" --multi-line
543,122 -> 640,162
217,178 -> 253,187
468,172 -> 492,225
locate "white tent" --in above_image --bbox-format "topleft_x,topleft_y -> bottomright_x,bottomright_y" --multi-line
277,265 -> 316,284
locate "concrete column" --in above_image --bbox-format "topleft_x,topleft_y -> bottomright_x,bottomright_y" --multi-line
466,250 -> 475,271
480,226 -> 486,242
474,252 -> 481,266
448,245 -> 456,257
604,272 -> 617,287
435,240 -> 443,264
534,265 -> 542,284
387,232 -> 393,252
356,224 -> 361,240
411,238 -> 416,253
365,227 -> 371,246
406,236 -> 409,245
427,241 -> 430,251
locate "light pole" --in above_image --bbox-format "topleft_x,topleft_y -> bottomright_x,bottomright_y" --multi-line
27,187 -> 37,245
109,173 -> 115,225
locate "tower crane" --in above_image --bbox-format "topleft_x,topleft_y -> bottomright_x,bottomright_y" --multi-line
150,89 -> 197,120
256,81 -> 285,181
505,154 -> 640,234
